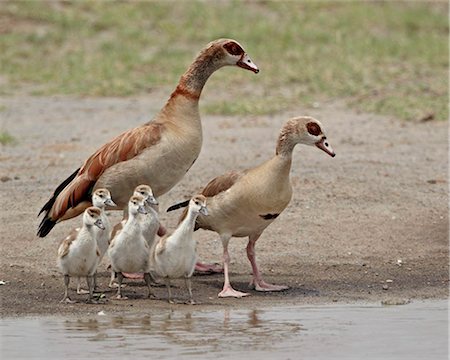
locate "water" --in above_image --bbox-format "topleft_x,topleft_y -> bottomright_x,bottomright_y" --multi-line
1,300 -> 447,360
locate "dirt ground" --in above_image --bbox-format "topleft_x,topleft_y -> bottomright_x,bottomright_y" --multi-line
0,94 -> 448,317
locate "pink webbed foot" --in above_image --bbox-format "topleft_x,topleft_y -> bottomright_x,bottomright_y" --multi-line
249,279 -> 289,292
194,262 -> 224,275
122,272 -> 144,280
218,285 -> 250,298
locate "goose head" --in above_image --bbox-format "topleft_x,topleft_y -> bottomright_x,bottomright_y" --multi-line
189,194 -> 208,216
128,194 -> 148,216
277,116 -> 335,157
92,188 -> 116,208
205,39 -> 259,73
133,184 -> 158,206
84,206 -> 105,230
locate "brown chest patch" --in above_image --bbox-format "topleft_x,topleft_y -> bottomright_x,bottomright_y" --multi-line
260,213 -> 279,220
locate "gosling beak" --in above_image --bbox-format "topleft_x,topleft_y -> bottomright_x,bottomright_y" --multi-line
315,137 -> 336,157
237,53 -> 259,73
94,219 -> 105,230
199,206 -> 209,216
138,205 -> 148,215
105,199 -> 117,207
146,196 -> 158,206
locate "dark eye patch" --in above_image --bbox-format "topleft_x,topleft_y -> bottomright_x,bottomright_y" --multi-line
223,41 -> 244,56
306,122 -> 321,136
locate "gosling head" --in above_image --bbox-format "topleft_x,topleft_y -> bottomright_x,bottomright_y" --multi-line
189,194 -> 208,216
128,194 -> 148,216
277,116 -> 335,157
92,188 -> 116,208
203,39 -> 259,74
133,184 -> 158,206
84,206 -> 105,230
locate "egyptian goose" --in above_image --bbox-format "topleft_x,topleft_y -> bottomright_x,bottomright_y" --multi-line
57,206 -> 105,303
151,195 -> 208,304
76,188 -> 116,294
168,116 -> 335,298
37,39 -> 259,237
108,194 -> 153,299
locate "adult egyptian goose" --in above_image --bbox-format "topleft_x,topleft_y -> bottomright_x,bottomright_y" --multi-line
76,188 -> 116,294
37,39 -> 258,238
168,116 -> 335,298
151,195 -> 208,304
108,194 -> 153,299
57,206 -> 105,303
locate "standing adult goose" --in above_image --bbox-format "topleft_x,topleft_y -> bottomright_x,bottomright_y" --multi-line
37,39 -> 259,237
168,116 -> 335,298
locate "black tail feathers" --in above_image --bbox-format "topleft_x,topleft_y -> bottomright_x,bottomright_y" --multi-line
37,167 -> 80,237
166,200 -> 190,212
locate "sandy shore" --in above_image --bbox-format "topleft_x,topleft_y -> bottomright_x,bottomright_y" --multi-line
0,95 -> 448,317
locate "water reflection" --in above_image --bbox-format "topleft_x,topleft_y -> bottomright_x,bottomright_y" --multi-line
1,301 -> 447,360
58,308 -> 303,357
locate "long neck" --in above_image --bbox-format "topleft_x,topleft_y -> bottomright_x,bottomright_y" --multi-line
124,212 -> 141,235
176,208 -> 198,236
162,49 -> 223,114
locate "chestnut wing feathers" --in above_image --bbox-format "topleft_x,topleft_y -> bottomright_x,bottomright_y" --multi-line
37,123 -> 164,237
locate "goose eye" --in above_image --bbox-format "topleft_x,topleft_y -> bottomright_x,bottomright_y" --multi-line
223,42 -> 244,56
306,122 -> 321,136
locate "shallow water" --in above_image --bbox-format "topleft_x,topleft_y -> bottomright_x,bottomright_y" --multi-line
1,300 -> 447,360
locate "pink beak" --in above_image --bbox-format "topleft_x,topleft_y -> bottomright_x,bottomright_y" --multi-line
316,138 -> 335,157
237,53 -> 259,73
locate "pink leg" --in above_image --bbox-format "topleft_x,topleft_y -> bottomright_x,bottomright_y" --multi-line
122,272 -> 144,280
247,233 -> 289,292
194,262 -> 224,274
218,234 -> 249,298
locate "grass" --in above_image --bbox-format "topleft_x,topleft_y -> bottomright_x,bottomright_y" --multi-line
0,1 -> 448,121
0,130 -> 16,146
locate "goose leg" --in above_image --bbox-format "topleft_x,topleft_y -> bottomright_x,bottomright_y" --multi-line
76,276 -> 89,294
218,234 -> 249,298
116,272 -> 128,299
165,278 -> 174,304
143,273 -> 154,298
247,233 -> 289,292
86,275 -> 97,303
61,275 -> 75,303
185,277 -> 195,304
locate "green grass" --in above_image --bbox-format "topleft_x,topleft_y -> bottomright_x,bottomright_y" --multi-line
0,1 -> 448,120
0,130 -> 16,146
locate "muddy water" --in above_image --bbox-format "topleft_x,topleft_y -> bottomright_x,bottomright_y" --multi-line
1,300 -> 447,359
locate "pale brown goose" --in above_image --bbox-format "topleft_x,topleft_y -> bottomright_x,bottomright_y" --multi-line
151,195 -> 208,304
38,39 -> 258,237
168,116 -> 335,298
57,207 -> 104,303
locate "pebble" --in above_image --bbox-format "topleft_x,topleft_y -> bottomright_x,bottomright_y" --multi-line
382,285 -> 389,290
97,311 -> 106,316
386,279 -> 393,283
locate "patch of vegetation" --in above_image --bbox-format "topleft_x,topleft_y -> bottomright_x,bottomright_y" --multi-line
0,130 -> 16,145
0,1 -> 447,120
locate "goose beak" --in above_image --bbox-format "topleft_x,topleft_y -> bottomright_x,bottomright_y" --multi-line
237,53 -> 259,73
199,206 -> 208,216
94,219 -> 105,230
146,196 -> 158,206
105,199 -> 117,207
316,138 -> 336,157
138,205 -> 148,215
